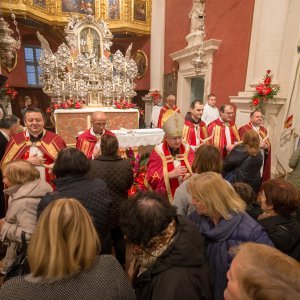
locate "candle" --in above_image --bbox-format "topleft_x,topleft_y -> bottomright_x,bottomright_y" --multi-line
87,115 -> 91,129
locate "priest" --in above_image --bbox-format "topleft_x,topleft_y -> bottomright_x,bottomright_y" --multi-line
238,110 -> 271,181
182,100 -> 207,150
144,113 -> 194,203
207,104 -> 240,158
157,95 -> 181,128
76,111 -> 115,159
1,108 -> 66,184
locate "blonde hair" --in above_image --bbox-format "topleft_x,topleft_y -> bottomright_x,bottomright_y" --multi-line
2,160 -> 40,185
243,129 -> 260,156
28,198 -> 100,279
232,242 -> 300,300
188,172 -> 246,219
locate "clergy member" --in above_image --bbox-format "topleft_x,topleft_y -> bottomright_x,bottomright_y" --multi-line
182,100 -> 207,150
151,93 -> 163,128
202,93 -> 220,125
76,111 -> 115,159
1,108 -> 66,184
207,104 -> 240,158
157,95 -> 181,128
144,112 -> 194,203
238,110 -> 271,181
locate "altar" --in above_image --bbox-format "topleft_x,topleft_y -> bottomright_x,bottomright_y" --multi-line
54,107 -> 139,145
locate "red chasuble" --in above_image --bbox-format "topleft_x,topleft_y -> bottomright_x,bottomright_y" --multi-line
207,119 -> 240,158
238,122 -> 271,181
182,120 -> 208,148
157,105 -> 181,128
1,130 -> 66,184
144,141 -> 194,203
76,129 -> 115,159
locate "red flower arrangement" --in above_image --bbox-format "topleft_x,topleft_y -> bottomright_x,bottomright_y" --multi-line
0,82 -> 18,100
114,99 -> 137,109
126,149 -> 149,197
149,90 -> 162,101
250,70 -> 280,113
46,99 -> 83,113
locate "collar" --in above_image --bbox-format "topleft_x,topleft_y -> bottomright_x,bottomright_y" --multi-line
185,112 -> 201,125
0,130 -> 10,141
90,128 -> 105,138
219,118 -> 230,126
25,129 -> 45,142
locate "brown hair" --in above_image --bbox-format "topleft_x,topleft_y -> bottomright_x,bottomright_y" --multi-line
188,172 -> 246,220
100,134 -> 119,156
192,144 -> 222,173
261,179 -> 300,217
232,182 -> 256,205
28,198 -> 99,279
230,242 -> 300,300
2,160 -> 40,185
243,129 -> 260,156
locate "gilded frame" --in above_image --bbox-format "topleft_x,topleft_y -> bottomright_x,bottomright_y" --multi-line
133,50 -> 147,80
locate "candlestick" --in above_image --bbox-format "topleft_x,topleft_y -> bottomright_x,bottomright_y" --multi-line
87,115 -> 91,130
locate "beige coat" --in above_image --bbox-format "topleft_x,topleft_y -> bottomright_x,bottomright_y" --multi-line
287,147 -> 300,189
1,178 -> 52,243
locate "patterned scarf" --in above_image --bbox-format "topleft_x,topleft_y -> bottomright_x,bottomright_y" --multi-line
133,219 -> 177,276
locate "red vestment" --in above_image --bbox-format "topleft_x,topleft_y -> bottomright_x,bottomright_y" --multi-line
144,141 -> 194,203
76,128 -> 115,159
208,118 -> 240,158
182,113 -> 207,148
157,105 -> 181,128
238,123 -> 271,181
1,130 -> 66,184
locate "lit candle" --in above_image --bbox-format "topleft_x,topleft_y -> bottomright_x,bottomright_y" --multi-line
87,115 -> 91,129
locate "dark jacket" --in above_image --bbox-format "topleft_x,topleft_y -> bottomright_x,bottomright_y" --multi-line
0,131 -> 9,218
223,144 -> 263,193
37,175 -> 112,254
133,216 -> 212,300
258,215 -> 300,261
88,155 -> 133,227
188,211 -> 273,300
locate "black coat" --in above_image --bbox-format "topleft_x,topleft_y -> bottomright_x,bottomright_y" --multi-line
258,215 -> 300,261
88,155 -> 133,227
223,144 -> 263,193
38,175 -> 112,254
134,216 -> 212,300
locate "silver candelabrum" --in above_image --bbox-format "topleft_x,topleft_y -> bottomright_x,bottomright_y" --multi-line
37,12 -> 138,107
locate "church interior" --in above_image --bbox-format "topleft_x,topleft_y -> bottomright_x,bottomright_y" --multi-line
0,1 -> 300,298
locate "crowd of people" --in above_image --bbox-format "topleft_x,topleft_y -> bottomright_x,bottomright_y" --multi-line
0,96 -> 299,299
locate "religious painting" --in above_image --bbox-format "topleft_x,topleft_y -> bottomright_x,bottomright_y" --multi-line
108,0 -> 120,20
33,0 -> 46,9
79,27 -> 102,59
61,0 -> 95,14
133,50 -> 148,80
133,0 -> 146,22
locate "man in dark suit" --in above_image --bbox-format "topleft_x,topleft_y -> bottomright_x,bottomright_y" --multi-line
0,115 -> 21,217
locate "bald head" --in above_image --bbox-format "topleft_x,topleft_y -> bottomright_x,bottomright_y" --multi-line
92,111 -> 107,134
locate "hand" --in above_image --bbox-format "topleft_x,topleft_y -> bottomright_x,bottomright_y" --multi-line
226,144 -> 235,152
260,140 -> 268,149
183,172 -> 191,181
27,154 -> 45,166
169,166 -> 187,179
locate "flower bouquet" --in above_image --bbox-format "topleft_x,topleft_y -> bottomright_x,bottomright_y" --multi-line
250,70 -> 280,113
113,99 -> 137,109
0,82 -> 18,100
46,99 -> 83,113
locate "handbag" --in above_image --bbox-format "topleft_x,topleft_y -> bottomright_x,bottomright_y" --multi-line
4,231 -> 30,281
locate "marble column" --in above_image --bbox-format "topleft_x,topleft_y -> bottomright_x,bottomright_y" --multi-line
149,0 -> 166,93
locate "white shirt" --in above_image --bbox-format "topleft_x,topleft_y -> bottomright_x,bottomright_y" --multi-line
202,103 -> 220,125
151,105 -> 162,128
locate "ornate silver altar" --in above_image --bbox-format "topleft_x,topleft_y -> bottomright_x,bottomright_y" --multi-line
37,10 -> 138,107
